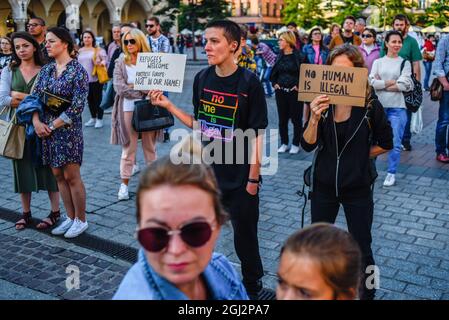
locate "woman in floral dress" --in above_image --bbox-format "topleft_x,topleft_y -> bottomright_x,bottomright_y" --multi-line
32,27 -> 90,238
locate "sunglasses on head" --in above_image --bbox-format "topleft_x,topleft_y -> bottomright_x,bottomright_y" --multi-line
362,34 -> 373,38
146,24 -> 156,28
124,39 -> 137,45
137,220 -> 216,252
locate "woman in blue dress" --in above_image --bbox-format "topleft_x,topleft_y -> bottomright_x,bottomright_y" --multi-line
31,27 -> 90,238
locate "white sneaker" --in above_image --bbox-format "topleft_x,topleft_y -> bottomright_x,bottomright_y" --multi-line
289,145 -> 300,154
383,173 -> 396,187
51,217 -> 74,235
118,183 -> 129,201
94,119 -> 103,128
64,218 -> 88,238
131,164 -> 140,176
278,144 -> 289,153
84,118 -> 96,127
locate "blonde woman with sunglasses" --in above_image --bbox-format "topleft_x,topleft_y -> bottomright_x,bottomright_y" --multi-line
110,28 -> 162,201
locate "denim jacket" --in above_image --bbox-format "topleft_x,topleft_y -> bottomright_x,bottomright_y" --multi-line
113,249 -> 249,300
302,44 -> 329,65
434,35 -> 449,78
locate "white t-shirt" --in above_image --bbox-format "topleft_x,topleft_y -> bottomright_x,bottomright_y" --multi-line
123,64 -> 138,112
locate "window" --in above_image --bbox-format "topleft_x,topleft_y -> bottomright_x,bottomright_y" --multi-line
266,3 -> 270,16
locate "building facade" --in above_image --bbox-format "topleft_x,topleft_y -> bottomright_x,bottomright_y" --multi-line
226,0 -> 284,30
0,0 -> 169,44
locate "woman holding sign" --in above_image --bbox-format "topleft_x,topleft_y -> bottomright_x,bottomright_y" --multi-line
369,31 -> 414,187
301,44 -> 393,300
111,28 -> 162,201
270,30 -> 306,154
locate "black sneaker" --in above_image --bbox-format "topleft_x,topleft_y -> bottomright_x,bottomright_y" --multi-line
163,130 -> 170,142
401,142 -> 412,151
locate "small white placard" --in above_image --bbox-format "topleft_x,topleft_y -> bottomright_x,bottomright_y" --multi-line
134,53 -> 187,93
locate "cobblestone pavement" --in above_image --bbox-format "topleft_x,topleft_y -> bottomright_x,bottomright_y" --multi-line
0,64 -> 448,300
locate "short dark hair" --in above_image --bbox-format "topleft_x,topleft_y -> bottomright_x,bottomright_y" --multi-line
80,30 -> 96,48
383,30 -> 403,52
364,28 -> 377,39
344,15 -> 356,24
287,22 -> 298,28
327,43 -> 365,68
393,14 -> 410,25
240,24 -> 248,40
29,17 -> 46,26
147,17 -> 160,25
251,37 -> 259,45
205,20 -> 241,53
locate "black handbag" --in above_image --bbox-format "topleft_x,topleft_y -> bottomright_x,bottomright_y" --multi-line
41,90 -> 71,116
400,60 -> 422,113
131,99 -> 174,132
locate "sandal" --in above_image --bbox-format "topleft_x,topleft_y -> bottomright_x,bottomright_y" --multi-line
15,212 -> 32,231
36,210 -> 61,230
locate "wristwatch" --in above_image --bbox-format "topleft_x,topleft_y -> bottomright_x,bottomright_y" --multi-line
48,122 -> 56,131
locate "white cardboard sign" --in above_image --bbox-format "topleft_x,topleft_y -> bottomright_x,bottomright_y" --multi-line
134,53 -> 187,93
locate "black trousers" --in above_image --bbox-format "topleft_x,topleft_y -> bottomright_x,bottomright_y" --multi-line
221,185 -> 264,287
310,189 -> 376,299
88,81 -> 104,120
275,90 -> 304,146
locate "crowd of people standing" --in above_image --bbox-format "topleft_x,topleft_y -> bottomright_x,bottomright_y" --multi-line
0,12 -> 448,302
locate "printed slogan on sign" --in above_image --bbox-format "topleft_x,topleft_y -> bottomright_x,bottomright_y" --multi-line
298,64 -> 368,107
134,53 -> 187,93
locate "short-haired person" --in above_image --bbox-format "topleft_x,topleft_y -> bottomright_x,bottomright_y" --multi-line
370,31 -> 414,187
26,17 -> 50,62
433,35 -> 449,163
329,16 -> 361,50
78,30 -> 108,129
270,30 -> 306,154
358,28 -> 380,73
112,28 -> 161,201
302,44 -> 393,300
149,20 -> 269,299
380,14 -> 422,152
113,153 -> 248,300
354,18 -> 366,36
145,17 -> 170,54
31,27 -> 89,238
277,223 -> 362,300
0,37 -> 12,71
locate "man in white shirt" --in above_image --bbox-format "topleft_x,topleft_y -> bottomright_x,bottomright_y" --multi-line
145,17 -> 170,54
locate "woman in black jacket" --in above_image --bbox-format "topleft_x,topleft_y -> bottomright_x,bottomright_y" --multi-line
270,31 -> 306,154
301,44 -> 393,300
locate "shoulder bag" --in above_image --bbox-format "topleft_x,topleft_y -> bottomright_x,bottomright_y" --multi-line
0,106 -> 25,159
400,59 -> 422,113
131,99 -> 174,132
430,72 -> 449,102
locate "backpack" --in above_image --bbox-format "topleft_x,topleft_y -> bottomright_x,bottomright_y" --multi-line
400,59 -> 422,113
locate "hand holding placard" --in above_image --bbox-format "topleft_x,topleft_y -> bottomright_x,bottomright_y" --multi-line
298,64 -> 368,107
134,53 -> 187,93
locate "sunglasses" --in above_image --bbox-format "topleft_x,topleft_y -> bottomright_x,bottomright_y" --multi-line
137,220 -> 216,252
362,34 -> 374,38
312,32 -> 322,36
146,24 -> 156,28
27,23 -> 43,28
124,39 -> 137,45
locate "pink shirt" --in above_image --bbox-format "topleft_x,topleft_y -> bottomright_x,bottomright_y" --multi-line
312,44 -> 322,65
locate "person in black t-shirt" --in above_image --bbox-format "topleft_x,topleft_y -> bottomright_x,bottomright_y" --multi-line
149,20 -> 269,300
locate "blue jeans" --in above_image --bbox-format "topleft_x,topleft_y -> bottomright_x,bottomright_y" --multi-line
385,108 -> 408,174
423,61 -> 433,89
261,66 -> 273,96
435,91 -> 449,155
401,109 -> 412,146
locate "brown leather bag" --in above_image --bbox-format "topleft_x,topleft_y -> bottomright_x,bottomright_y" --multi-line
430,78 -> 444,101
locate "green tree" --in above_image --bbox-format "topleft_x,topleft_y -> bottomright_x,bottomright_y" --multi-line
178,0 -> 230,31
282,0 -> 327,29
423,0 -> 449,27
334,0 -> 367,25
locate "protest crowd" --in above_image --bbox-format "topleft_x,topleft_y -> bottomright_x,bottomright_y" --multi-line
0,11 -> 448,301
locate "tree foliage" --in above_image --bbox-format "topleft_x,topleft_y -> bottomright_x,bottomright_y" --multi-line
282,0 -> 327,29
178,0 -> 230,31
